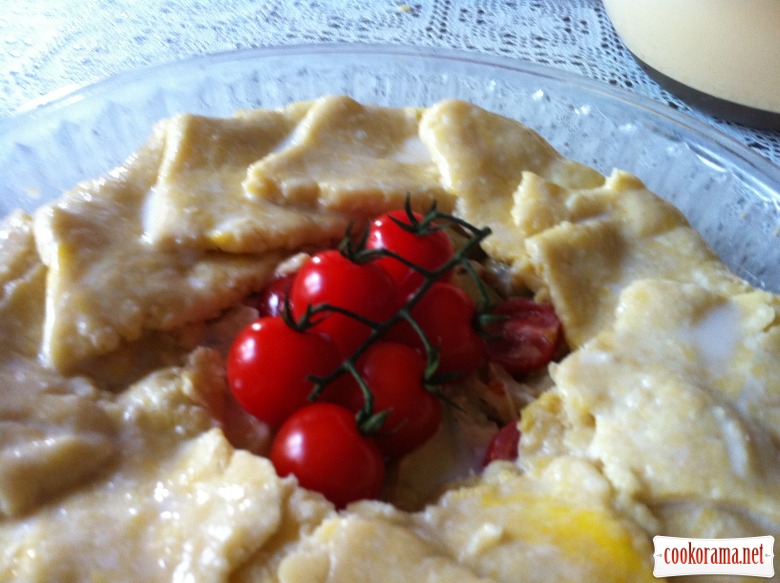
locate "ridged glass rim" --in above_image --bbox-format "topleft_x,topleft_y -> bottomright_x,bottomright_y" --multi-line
2,43 -> 778,182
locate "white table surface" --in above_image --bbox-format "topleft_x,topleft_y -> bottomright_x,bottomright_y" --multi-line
1,0 -> 778,167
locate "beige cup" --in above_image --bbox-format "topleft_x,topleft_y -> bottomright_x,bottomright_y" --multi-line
603,0 -> 780,129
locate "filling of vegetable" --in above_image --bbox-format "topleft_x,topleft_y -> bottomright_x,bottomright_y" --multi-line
226,201 -> 563,507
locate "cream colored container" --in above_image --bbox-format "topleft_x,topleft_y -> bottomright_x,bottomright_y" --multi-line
603,0 -> 780,129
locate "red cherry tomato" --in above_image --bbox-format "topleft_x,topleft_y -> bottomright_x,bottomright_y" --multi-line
291,250 -> 398,356
366,209 -> 454,296
483,298 -> 562,375
257,272 -> 296,318
226,316 -> 342,428
388,282 -> 484,377
483,421 -> 521,466
270,403 -> 385,508
332,342 -> 442,460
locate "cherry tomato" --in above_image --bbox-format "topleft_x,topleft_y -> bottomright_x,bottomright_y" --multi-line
483,297 -> 562,375
270,403 -> 385,508
291,250 -> 398,356
366,209 -> 454,296
388,282 -> 484,377
483,421 -> 521,466
331,342 -> 442,460
226,316 -> 342,428
257,272 -> 296,318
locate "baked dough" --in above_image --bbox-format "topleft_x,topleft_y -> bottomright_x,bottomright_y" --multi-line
1,95 -> 777,582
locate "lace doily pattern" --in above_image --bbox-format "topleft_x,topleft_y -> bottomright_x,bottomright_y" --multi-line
0,0 -> 778,164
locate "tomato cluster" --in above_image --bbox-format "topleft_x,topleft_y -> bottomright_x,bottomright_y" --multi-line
226,206 -> 563,507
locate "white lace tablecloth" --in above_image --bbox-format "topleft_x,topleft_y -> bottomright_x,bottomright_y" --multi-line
1,0 -> 779,166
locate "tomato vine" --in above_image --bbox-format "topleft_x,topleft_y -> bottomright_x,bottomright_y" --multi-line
282,198 -> 493,434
